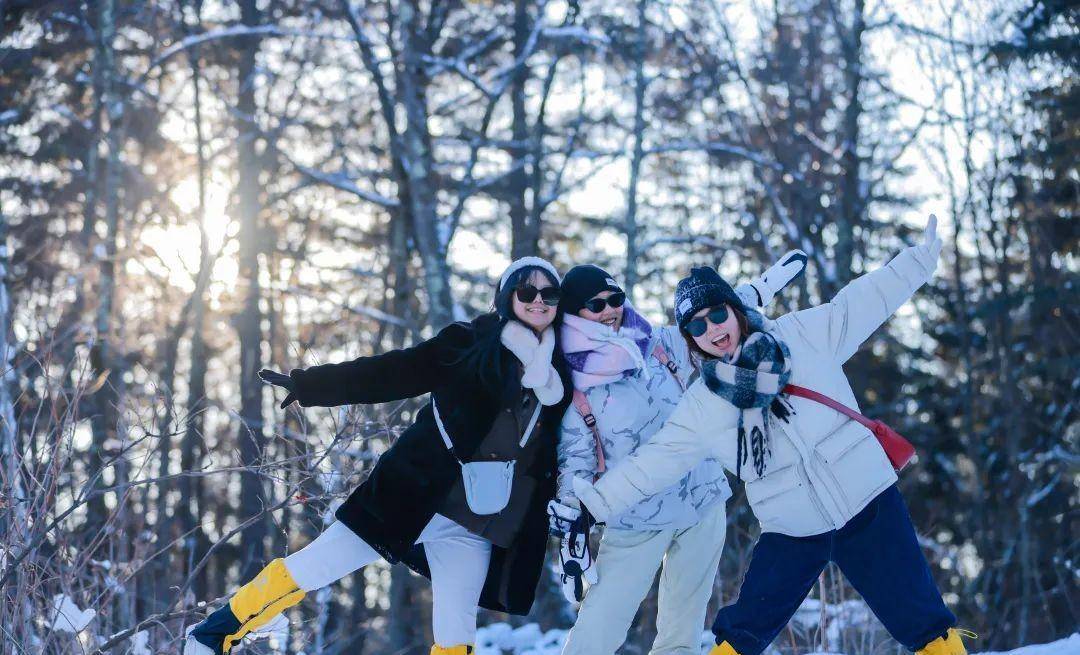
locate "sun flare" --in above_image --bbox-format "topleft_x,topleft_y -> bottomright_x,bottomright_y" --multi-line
138,177 -> 236,291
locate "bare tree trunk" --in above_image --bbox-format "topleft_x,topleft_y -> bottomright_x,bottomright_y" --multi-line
151,299 -> 187,610
397,0 -> 454,329
174,0 -> 212,604
0,193 -> 33,648
51,0 -> 106,383
623,0 -> 649,298
85,0 -> 121,537
834,0 -> 865,287
235,0 -> 268,581
90,0 -> 138,630
509,0 -> 537,260
340,0 -> 424,340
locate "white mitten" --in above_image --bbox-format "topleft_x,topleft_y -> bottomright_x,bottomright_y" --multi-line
913,214 -> 943,276
737,249 -> 808,307
572,477 -> 612,524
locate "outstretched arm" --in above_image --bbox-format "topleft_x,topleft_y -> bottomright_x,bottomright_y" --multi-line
574,383 -> 731,521
777,214 -> 942,364
276,321 -> 473,408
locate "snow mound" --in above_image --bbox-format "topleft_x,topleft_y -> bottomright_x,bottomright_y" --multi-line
974,633 -> 1080,655
475,622 -> 568,655
50,594 -> 96,634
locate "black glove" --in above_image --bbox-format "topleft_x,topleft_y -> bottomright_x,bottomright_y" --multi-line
259,369 -> 297,409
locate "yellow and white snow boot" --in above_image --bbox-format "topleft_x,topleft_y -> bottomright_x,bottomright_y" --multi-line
708,641 -> 741,655
430,645 -> 474,655
917,629 -> 973,655
184,558 -> 305,654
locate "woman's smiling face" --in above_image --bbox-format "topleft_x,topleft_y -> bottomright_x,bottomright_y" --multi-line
689,304 -> 742,358
511,270 -> 558,333
577,290 -> 624,332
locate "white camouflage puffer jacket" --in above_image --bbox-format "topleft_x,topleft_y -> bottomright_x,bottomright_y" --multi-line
573,244 -> 937,537
557,324 -> 732,531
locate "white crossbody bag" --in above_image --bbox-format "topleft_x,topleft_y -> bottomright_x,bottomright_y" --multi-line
432,398 -> 543,515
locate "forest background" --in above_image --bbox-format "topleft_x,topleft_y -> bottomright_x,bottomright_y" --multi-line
0,0 -> 1076,653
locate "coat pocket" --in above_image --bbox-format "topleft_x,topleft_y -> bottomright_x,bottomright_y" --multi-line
744,464 -> 827,536
813,425 -> 893,514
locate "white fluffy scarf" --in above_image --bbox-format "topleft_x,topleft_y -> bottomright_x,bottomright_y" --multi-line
500,320 -> 564,406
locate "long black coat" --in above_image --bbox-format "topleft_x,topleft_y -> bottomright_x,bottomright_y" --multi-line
289,313 -> 572,614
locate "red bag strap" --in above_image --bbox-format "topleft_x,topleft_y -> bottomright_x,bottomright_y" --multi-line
572,390 -> 606,474
784,384 -> 915,472
783,384 -> 877,432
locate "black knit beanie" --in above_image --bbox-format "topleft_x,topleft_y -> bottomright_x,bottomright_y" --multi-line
560,265 -> 623,315
674,266 -> 746,328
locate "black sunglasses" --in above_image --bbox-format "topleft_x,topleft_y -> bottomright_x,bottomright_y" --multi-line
684,306 -> 730,337
583,291 -> 626,313
516,284 -> 561,306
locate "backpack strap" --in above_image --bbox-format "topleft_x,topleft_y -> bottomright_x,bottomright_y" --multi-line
651,342 -> 686,391
570,341 -> 685,479
571,390 -> 606,475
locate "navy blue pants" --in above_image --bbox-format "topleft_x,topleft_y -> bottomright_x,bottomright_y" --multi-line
713,485 -> 955,654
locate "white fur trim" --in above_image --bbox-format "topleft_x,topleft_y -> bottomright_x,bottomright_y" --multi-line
500,321 -> 565,406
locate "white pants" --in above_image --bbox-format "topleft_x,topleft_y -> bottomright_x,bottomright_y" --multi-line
283,515 -> 492,647
561,500 -> 728,655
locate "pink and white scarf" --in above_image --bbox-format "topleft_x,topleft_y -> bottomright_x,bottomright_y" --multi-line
561,305 -> 654,390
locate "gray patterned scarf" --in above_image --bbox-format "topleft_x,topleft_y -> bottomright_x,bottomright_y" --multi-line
700,328 -> 792,479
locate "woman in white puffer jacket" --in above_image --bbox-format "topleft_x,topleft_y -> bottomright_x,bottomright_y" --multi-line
573,216 -> 968,655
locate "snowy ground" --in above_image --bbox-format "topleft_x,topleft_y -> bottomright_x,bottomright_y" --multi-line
48,591 -> 1078,654
472,623 -> 1080,655
971,634 -> 1080,655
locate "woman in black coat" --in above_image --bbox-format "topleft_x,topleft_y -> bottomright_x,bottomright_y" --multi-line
185,257 -> 573,655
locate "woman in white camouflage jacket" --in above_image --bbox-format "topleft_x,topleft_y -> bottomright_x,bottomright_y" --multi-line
548,252 -> 807,655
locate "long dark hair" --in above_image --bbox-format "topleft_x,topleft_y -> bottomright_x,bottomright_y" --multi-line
453,265 -> 566,394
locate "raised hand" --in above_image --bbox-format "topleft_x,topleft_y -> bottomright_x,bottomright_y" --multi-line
765,249 -> 808,291
742,249 -> 808,307
259,368 -> 297,409
916,213 -> 943,274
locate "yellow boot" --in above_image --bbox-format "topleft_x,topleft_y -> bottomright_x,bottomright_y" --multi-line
184,558 -> 305,654
708,641 -> 741,655
917,629 -> 973,655
430,646 -> 474,655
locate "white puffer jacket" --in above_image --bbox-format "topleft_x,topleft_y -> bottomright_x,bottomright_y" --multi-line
556,325 -> 731,530
574,244 -> 937,538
